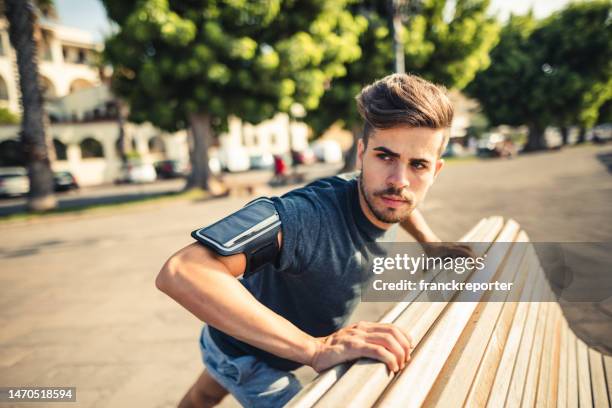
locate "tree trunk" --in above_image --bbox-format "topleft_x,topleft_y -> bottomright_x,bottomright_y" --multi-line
116,99 -> 130,164
523,123 -> 547,152
185,112 -> 213,191
5,0 -> 56,211
576,127 -> 587,144
560,126 -> 569,146
340,125 -> 361,173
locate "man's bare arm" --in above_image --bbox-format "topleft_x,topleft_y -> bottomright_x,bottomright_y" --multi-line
156,232 -> 413,373
400,208 -> 441,243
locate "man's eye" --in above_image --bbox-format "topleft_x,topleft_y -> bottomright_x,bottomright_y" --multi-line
412,162 -> 427,170
377,154 -> 393,162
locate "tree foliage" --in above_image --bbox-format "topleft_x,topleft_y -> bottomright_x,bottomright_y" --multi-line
467,1 -> 612,150
303,0 -> 499,170
103,0 -> 366,132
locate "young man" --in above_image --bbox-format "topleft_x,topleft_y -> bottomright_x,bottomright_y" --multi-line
157,73 -> 456,407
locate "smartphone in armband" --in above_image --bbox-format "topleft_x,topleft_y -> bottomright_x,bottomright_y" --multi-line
191,197 -> 281,276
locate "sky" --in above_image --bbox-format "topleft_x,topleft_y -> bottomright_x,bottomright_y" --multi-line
54,0 -> 573,42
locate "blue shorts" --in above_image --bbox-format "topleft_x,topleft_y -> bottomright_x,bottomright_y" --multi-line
199,325 -> 303,407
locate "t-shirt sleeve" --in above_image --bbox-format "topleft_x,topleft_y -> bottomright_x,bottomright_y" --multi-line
271,191 -> 322,273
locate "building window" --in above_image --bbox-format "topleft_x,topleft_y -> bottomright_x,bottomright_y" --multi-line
53,139 -> 67,161
39,76 -> 56,99
0,139 -> 24,167
148,136 -> 165,154
80,137 -> 104,159
69,78 -> 94,93
77,49 -> 86,64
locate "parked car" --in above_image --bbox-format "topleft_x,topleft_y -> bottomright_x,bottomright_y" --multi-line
154,160 -> 189,179
249,153 -> 274,170
219,147 -> 250,172
0,167 -> 29,197
209,156 -> 222,175
53,171 -> 79,192
312,140 -> 343,163
291,148 -> 316,165
116,162 -> 157,184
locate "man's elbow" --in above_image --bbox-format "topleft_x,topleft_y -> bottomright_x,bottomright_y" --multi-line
156,255 -> 182,294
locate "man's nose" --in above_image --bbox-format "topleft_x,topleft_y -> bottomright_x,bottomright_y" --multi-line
386,163 -> 410,189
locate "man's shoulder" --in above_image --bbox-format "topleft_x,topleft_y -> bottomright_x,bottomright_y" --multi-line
270,173 -> 357,222
289,172 -> 358,197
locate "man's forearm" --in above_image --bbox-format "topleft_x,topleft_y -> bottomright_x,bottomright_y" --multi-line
400,208 -> 441,243
156,255 -> 316,366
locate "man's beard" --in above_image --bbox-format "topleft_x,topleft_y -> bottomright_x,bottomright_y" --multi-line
358,170 -> 416,224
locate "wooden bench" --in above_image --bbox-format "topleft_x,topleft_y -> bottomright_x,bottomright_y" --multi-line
287,217 -> 612,407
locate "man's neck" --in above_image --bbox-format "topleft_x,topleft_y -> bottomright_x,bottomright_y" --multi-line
357,181 -> 393,231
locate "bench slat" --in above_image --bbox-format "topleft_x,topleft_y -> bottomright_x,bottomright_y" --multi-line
567,328 -> 579,408
557,318 -> 569,408
504,299 -> 546,407
520,301 -> 552,407
604,354 -> 612,406
536,303 -> 562,407
470,249 -> 543,407
588,348 -> 609,408
577,338 -> 594,408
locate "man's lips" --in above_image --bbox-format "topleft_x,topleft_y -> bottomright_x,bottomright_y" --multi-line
379,195 -> 409,208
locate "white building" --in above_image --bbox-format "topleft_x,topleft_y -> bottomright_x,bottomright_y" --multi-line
0,19 -> 101,113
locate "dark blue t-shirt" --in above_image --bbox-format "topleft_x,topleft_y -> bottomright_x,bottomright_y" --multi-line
208,174 -> 397,371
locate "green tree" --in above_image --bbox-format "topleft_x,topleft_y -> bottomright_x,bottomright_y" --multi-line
466,13 -> 544,149
538,1 -> 612,144
304,0 -> 500,171
2,0 -> 57,210
468,1 -> 612,150
102,0 -> 365,191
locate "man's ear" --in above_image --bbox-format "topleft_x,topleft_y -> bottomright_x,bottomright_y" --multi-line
434,159 -> 445,180
357,139 -> 365,170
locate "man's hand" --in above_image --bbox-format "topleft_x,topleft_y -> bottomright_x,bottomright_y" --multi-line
421,242 -> 475,259
308,321 -> 414,373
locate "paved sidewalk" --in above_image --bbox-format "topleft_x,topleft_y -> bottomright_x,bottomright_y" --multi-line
0,145 -> 610,407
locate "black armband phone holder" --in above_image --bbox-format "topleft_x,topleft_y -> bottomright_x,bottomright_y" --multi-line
191,197 -> 281,277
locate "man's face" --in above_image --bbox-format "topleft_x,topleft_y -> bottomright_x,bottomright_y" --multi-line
357,126 -> 445,226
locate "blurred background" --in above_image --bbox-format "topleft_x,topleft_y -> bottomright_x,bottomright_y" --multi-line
0,0 -> 610,407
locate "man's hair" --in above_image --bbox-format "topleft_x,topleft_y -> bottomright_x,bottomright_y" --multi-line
356,73 -> 454,156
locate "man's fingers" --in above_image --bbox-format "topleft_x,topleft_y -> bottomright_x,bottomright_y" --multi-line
359,343 -> 400,372
359,323 -> 413,361
364,332 -> 406,369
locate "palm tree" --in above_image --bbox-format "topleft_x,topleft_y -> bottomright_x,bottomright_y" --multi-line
3,0 -> 56,211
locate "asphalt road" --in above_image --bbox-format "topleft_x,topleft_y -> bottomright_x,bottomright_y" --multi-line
0,144 -> 610,407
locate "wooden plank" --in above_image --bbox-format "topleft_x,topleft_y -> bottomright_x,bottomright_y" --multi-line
557,318 -> 569,408
424,233 -> 532,408
567,328 -> 579,408
520,301 -> 553,408
604,354 -> 612,406
472,248 -> 544,408
502,273 -> 547,407
588,348 -> 609,408
483,301 -> 534,407
373,221 -> 521,408
536,303 -> 562,407
577,337 -> 594,408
